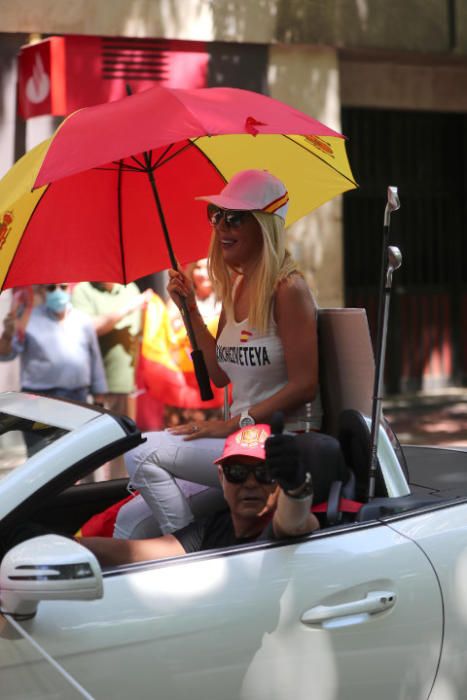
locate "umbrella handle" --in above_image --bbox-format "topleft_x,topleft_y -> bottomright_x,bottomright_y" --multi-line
190,348 -> 215,401
144,160 -> 214,402
179,297 -> 214,401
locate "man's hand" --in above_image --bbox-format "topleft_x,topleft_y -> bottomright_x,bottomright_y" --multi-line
265,412 -> 307,492
2,312 -> 15,340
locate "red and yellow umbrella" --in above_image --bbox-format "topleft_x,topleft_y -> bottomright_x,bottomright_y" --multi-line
0,85 -> 357,291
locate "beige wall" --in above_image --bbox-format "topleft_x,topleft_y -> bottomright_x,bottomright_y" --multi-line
0,0 -> 218,42
0,1 -> 289,45
0,0 -> 461,54
269,45 -> 345,307
341,53 -> 467,113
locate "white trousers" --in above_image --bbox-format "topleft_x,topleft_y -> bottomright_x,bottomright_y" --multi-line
124,431 -> 225,535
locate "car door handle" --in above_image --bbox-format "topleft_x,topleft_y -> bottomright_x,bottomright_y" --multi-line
301,590 -> 397,625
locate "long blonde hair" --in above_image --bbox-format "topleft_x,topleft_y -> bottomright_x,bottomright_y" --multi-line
208,211 -> 300,333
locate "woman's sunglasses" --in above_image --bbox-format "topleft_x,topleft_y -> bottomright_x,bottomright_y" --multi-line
46,284 -> 68,292
207,205 -> 249,229
222,462 -> 276,485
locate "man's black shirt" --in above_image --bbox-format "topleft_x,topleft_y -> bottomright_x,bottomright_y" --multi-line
174,508 -> 272,553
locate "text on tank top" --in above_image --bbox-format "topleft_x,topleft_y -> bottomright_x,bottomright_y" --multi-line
216,297 -> 322,430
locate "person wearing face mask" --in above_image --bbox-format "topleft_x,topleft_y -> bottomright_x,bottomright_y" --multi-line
0,283 -> 107,403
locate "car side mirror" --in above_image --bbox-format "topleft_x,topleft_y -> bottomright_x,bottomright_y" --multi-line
0,534 -> 103,618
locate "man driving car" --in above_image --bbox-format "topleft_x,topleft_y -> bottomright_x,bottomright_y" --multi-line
79,420 -> 320,566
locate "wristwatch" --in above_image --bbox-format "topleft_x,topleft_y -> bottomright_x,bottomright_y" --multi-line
284,472 -> 314,500
239,410 -> 255,428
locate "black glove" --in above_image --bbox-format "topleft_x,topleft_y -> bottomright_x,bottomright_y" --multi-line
265,412 -> 307,492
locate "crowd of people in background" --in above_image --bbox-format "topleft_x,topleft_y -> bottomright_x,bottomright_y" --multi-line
0,258 -> 225,472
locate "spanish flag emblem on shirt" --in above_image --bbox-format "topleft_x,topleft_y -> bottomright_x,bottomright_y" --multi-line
240,330 -> 253,343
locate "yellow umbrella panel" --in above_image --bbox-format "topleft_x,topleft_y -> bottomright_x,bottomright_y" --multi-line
0,141 -> 50,288
196,133 -> 357,226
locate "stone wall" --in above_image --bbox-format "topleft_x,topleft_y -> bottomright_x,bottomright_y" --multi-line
269,45 -> 345,306
341,52 -> 467,113
0,0 -> 464,54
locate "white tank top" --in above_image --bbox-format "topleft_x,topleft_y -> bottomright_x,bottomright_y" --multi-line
216,306 -> 322,431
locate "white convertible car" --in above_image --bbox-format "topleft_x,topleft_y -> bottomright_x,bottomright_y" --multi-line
0,390 -> 466,700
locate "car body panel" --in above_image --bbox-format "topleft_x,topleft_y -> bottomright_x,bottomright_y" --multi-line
0,414 -> 127,519
388,501 -> 467,698
0,392 -> 100,431
1,522 -> 442,700
404,444 -> 467,497
0,393 -> 464,698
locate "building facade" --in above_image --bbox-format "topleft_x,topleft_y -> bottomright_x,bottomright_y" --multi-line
0,0 -> 466,391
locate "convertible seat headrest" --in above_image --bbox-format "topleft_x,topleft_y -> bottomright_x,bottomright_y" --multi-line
318,308 -> 375,437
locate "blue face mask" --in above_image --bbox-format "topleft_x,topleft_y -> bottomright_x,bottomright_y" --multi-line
45,288 -> 70,314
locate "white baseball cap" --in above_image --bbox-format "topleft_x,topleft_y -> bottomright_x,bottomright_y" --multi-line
196,169 -> 289,221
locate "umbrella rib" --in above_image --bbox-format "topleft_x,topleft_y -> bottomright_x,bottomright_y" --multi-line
94,163 -> 144,173
119,163 -> 146,172
150,143 -> 181,170
181,138 -> 228,182
150,138 -> 205,172
282,135 -> 358,187
112,161 -> 145,173
130,155 -> 147,169
135,145 -> 171,172
139,139 -> 217,173
154,144 -> 171,166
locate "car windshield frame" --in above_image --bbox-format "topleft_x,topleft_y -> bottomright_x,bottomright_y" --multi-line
0,411 -> 69,482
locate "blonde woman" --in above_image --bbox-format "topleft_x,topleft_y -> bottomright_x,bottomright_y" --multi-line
122,170 -> 322,537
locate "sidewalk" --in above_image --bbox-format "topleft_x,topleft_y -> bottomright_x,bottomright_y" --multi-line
383,388 -> 467,447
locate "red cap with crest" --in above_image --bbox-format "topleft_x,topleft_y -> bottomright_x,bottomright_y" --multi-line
214,424 -> 271,464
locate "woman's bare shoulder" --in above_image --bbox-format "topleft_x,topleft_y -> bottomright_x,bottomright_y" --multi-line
276,272 -> 315,302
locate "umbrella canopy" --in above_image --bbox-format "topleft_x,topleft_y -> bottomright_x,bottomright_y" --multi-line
0,85 -> 357,290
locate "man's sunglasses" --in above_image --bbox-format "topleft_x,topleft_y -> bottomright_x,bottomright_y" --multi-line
207,205 -> 250,229
46,284 -> 68,292
222,462 -> 276,485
